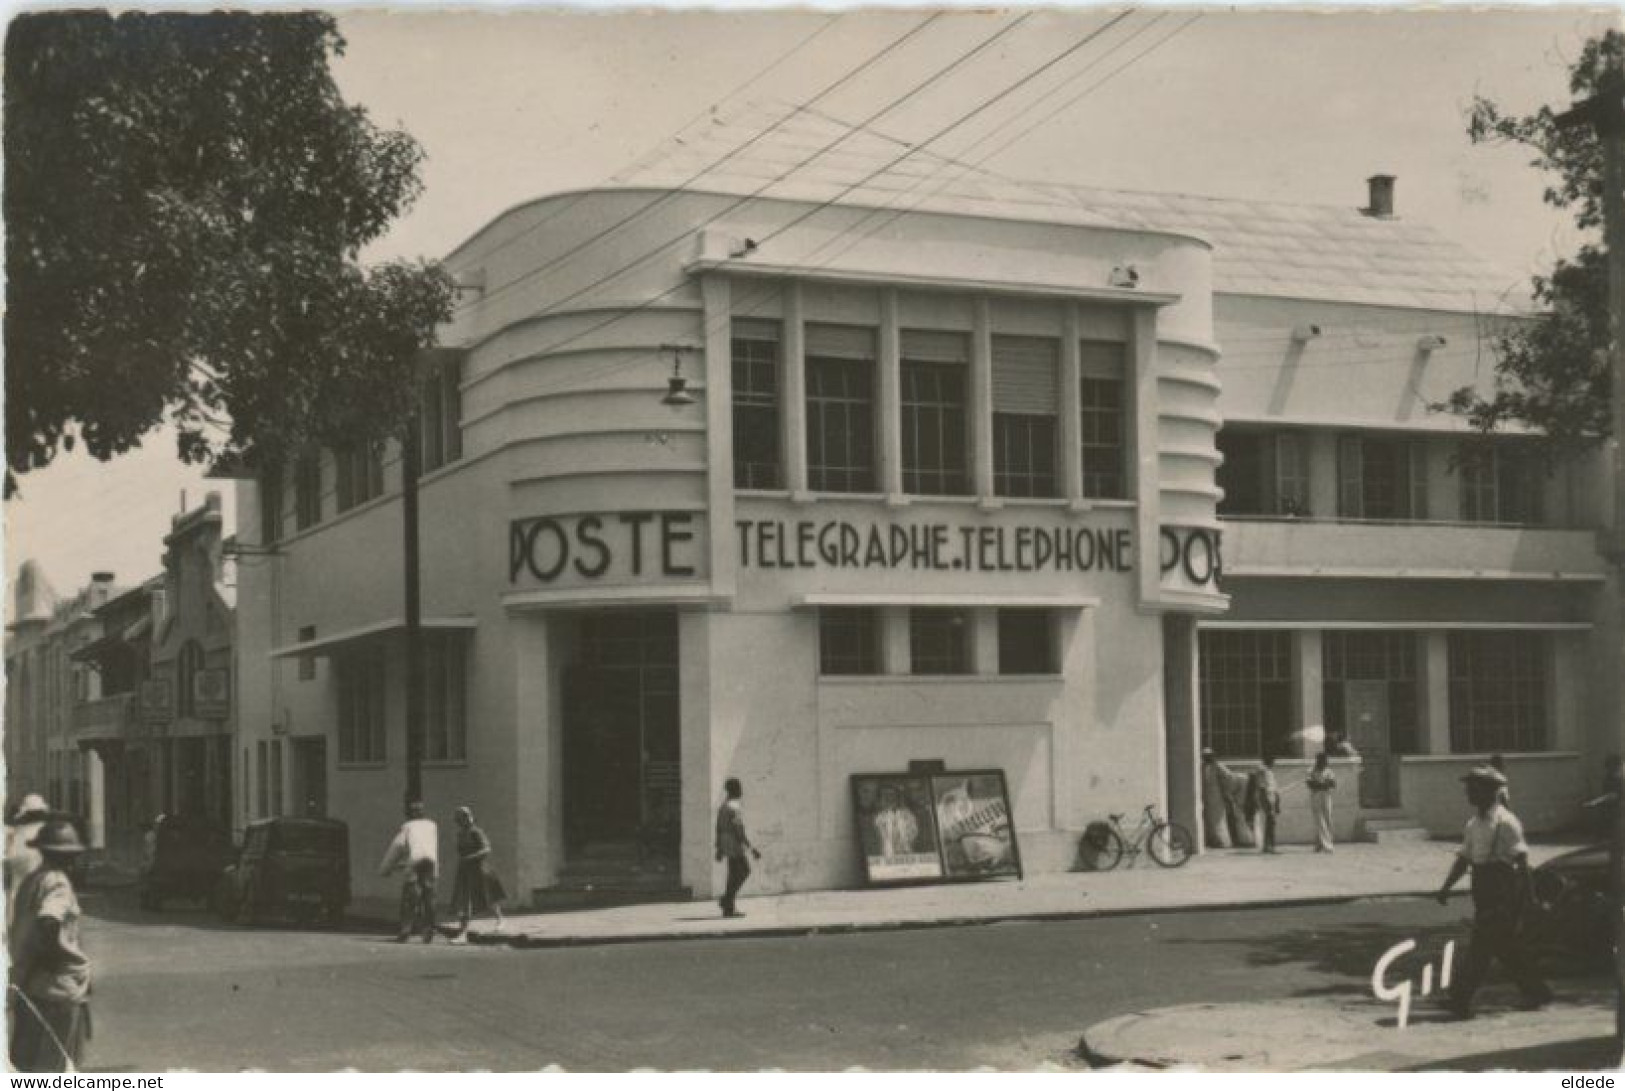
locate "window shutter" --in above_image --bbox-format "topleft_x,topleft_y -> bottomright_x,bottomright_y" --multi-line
1338,436 -> 1363,518
1079,340 -> 1126,378
900,329 -> 969,364
992,335 -> 1058,415
806,324 -> 876,360
732,317 -> 781,343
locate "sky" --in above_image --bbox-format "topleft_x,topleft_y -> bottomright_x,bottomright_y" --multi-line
4,4 -> 1620,603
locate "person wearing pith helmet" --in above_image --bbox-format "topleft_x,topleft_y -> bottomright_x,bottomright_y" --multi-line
8,818 -> 92,1072
1435,765 -> 1551,1020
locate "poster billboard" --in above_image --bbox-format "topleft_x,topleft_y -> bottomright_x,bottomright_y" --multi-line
850,769 -> 1022,886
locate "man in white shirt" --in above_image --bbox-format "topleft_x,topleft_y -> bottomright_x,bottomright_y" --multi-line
1435,765 -> 1551,1018
380,799 -> 439,943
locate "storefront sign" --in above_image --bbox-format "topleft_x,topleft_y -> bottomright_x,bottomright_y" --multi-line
141,678 -> 172,725
740,519 -> 1133,574
194,668 -> 231,721
851,769 -> 1023,886
1160,525 -> 1223,590
510,511 -> 701,585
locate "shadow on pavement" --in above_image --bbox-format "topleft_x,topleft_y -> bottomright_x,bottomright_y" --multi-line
82,882 -> 395,938
1403,1035 -> 1618,1072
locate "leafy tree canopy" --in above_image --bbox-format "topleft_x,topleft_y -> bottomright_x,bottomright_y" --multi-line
1439,29 -> 1623,457
4,11 -> 454,495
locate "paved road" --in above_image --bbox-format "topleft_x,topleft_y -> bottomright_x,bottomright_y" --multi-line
79,886 -> 1605,1071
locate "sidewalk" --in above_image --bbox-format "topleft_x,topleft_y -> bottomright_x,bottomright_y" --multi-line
1080,988 -> 1619,1071
457,839 -> 1576,950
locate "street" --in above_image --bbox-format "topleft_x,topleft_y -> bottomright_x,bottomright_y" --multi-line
80,885 -> 1611,1071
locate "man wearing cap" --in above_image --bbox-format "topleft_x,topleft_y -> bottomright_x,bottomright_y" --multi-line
5,793 -> 53,923
1435,764 -> 1552,1019
8,818 -> 92,1072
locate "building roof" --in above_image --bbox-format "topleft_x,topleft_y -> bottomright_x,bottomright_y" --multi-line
611,101 -> 1531,316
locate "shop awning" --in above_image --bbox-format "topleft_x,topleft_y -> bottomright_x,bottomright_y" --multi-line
268,617 -> 477,660
793,592 -> 1100,609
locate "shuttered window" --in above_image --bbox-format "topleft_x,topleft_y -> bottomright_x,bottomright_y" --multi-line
900,330 -> 970,496
732,318 -> 782,489
993,335 -> 1059,498
1338,435 -> 1427,520
806,324 -> 877,493
1080,341 -> 1127,499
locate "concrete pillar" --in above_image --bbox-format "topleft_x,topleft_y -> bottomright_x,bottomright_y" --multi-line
680,610 -> 717,898
881,606 -> 911,675
702,274 -> 737,599
85,748 -> 106,849
879,289 -> 903,499
1293,630 -> 1325,758
783,281 -> 808,495
1421,631 -> 1453,755
1308,431 -> 1339,521
1426,436 -> 1461,522
1162,615 -> 1203,849
1551,631 -> 1585,753
1061,305 -> 1084,502
1132,309 -> 1162,606
972,299 -> 995,498
513,614 -> 556,899
972,610 -> 1000,676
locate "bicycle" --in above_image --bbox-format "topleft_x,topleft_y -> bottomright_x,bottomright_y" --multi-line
1079,804 -> 1193,870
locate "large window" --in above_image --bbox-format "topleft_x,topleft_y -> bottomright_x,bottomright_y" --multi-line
806,324 -> 877,492
1448,632 -> 1549,753
1199,630 -> 1292,758
1323,631 -> 1419,754
993,335 -> 1059,498
1459,442 -> 1546,526
1338,435 -> 1427,520
900,330 -> 970,496
1218,430 -> 1311,517
294,454 -> 322,531
424,637 -> 468,763
819,608 -> 881,676
998,609 -> 1055,675
910,608 -> 970,675
732,318 -> 782,489
337,648 -> 387,764
335,441 -> 384,513
1080,341 -> 1128,499
420,353 -> 464,474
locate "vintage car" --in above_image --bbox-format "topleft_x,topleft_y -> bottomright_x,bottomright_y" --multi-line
215,817 -> 350,926
138,815 -> 235,911
1528,842 -> 1612,957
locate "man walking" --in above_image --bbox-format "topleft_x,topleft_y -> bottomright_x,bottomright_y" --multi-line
380,799 -> 440,943
714,777 -> 761,919
1435,765 -> 1552,1019
8,818 -> 92,1072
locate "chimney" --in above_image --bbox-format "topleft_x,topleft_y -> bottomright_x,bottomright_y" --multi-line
90,570 -> 116,607
1363,174 -> 1396,218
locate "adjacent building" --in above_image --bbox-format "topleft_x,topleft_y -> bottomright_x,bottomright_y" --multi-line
232,108 -> 1619,906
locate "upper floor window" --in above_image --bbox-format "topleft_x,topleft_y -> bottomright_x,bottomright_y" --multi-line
910,608 -> 970,675
424,636 -> 468,763
806,324 -> 877,493
294,454 -> 322,531
337,648 -> 387,764
1218,430 -> 1310,517
176,640 -> 205,718
732,318 -> 782,489
335,440 -> 384,513
420,354 -> 464,474
992,335 -> 1059,499
819,607 -> 881,676
1338,435 -> 1427,520
1080,341 -> 1128,499
1459,442 -> 1545,526
900,330 -> 970,496
1448,631 -> 1548,753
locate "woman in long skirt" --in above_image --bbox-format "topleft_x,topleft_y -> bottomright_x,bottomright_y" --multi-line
450,806 -> 507,944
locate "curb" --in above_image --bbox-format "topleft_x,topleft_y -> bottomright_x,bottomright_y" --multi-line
488,886 -> 1458,951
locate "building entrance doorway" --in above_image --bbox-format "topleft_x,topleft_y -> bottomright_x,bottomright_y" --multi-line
291,738 -> 328,818
1346,680 -> 1397,807
562,611 -> 680,869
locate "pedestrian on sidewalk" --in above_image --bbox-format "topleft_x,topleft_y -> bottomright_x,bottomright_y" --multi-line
715,777 -> 761,919
5,793 -> 53,925
1306,752 -> 1337,853
380,799 -> 440,944
1246,755 -> 1282,853
1434,765 -> 1551,1019
1202,750 -> 1254,849
449,806 -> 507,944
8,818 -> 92,1072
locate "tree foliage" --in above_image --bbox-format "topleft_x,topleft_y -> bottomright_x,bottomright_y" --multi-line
4,11 -> 455,494
1439,29 -> 1623,455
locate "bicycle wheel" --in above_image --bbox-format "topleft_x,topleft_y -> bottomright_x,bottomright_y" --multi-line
1079,824 -> 1125,871
1148,822 -> 1194,868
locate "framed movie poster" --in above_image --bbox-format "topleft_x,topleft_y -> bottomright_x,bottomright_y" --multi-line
851,774 -> 944,884
929,770 -> 1023,880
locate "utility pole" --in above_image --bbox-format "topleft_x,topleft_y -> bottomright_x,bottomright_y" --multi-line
1555,70 -> 1625,1065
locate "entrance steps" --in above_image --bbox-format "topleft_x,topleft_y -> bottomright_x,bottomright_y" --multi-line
1355,809 -> 1432,844
532,845 -> 690,912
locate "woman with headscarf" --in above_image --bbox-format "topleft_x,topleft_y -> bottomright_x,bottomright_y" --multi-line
449,806 -> 507,944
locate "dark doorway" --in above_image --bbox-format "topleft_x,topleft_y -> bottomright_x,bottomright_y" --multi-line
562,612 -> 680,867
291,737 -> 328,818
